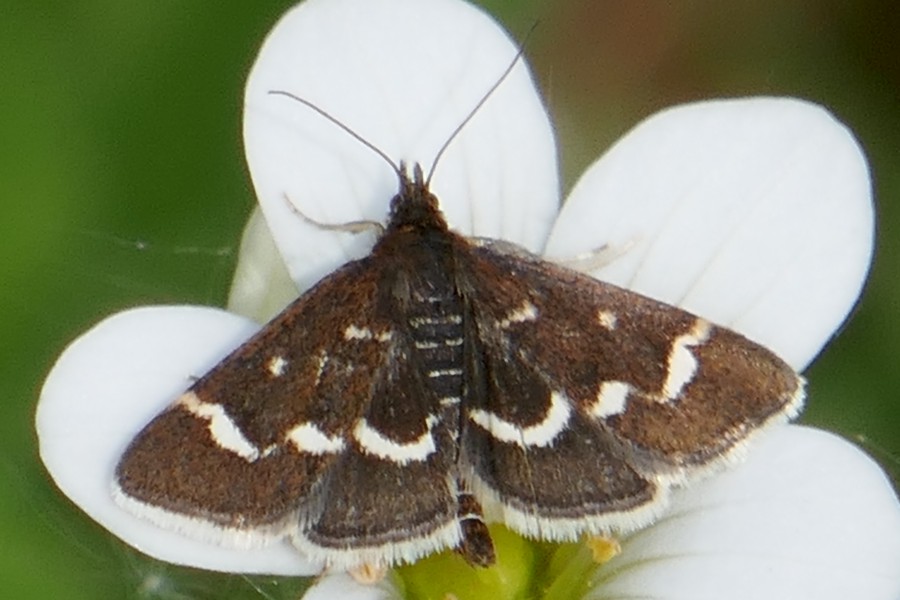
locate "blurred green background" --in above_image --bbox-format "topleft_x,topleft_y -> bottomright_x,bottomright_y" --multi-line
2,1 -> 897,598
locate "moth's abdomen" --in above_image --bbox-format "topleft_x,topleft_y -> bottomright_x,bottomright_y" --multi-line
404,283 -> 496,567
407,290 -> 466,408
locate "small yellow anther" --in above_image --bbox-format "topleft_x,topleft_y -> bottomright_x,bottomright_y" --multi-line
348,562 -> 388,584
586,535 -> 622,564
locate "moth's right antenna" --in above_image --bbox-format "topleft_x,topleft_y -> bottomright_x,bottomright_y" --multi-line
425,22 -> 539,187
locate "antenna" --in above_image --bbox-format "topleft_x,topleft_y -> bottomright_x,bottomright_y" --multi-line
267,23 -> 538,187
266,90 -> 402,180
425,26 -> 536,187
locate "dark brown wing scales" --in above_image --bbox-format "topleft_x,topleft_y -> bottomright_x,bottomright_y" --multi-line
114,404 -> 329,529
114,253 -> 459,561
114,258 -> 384,531
457,239 -> 802,536
112,165 -> 804,569
293,339 -> 463,568
470,241 -> 804,463
461,334 -> 658,537
294,446 -> 460,568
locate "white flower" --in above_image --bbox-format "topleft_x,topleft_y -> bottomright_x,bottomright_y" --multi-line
37,0 -> 899,598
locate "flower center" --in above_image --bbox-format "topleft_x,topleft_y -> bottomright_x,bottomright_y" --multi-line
395,525 -> 622,600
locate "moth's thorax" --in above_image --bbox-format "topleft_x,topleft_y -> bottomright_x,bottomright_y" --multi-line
372,171 -> 464,313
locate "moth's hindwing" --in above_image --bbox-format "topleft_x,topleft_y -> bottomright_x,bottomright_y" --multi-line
458,240 -> 804,539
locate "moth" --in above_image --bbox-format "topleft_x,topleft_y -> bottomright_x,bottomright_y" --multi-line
113,151 -> 804,571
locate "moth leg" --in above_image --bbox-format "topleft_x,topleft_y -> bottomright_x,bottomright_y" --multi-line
549,235 -> 639,273
281,192 -> 385,236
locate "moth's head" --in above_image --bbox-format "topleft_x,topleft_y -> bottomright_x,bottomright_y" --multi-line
386,162 -> 448,233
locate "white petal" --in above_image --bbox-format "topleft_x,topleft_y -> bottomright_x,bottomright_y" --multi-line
227,207 -> 299,323
547,98 -> 873,369
593,426 -> 900,600
302,573 -> 399,600
36,306 -> 317,575
244,0 -> 558,293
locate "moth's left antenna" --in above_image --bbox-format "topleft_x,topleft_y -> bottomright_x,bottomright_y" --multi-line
267,23 -> 537,188
266,90 -> 403,181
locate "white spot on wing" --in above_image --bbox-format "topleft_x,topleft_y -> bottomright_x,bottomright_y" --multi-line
178,392 -> 259,461
313,350 -> 327,385
344,324 -> 372,340
662,318 -> 712,402
468,391 -> 571,448
353,416 -> 438,464
344,324 -> 392,342
267,355 -> 288,377
286,422 -> 345,455
590,381 -> 631,418
499,301 -> 538,328
597,310 -> 618,330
